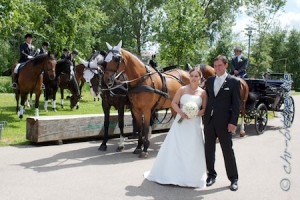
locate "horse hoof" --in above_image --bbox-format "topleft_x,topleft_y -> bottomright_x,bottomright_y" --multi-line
116,146 -> 124,152
76,105 -> 79,110
98,145 -> 107,151
53,109 -> 57,112
133,148 -> 142,154
240,132 -> 246,137
19,115 -> 23,120
139,152 -> 149,158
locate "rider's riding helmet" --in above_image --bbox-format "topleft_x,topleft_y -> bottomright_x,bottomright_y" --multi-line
71,50 -> 78,55
42,41 -> 50,47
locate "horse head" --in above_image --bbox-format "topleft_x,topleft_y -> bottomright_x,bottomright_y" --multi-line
103,40 -> 125,87
78,50 -> 107,97
34,52 -> 57,80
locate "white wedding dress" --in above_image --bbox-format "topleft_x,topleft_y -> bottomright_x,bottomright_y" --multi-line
144,94 -> 207,188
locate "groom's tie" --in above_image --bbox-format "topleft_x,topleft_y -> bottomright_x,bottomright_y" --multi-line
214,77 -> 222,96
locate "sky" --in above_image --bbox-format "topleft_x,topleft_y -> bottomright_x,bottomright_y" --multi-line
232,0 -> 300,42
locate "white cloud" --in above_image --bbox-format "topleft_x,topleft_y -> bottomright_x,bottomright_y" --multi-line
233,1 -> 300,41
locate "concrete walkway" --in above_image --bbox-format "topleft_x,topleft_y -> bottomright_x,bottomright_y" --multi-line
0,96 -> 299,200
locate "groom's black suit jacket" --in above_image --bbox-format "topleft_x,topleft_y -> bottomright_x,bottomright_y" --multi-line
204,74 -> 241,128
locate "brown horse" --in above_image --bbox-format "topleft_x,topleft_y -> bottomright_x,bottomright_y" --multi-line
75,63 -> 86,97
103,41 -> 190,158
12,53 -> 57,119
195,64 -> 249,136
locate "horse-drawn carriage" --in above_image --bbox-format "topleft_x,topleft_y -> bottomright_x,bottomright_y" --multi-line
243,72 -> 295,134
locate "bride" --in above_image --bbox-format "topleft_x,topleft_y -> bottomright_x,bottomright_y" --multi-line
144,67 -> 208,188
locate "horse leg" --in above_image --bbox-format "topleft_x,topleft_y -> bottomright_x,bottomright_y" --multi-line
99,101 -> 110,151
34,92 -> 41,117
19,93 -> 27,119
139,109 -> 151,158
15,91 -> 20,114
60,88 -> 64,109
132,110 -> 144,155
52,86 -> 57,112
240,115 -> 245,137
128,109 -> 139,139
116,104 -> 126,152
44,87 -> 49,112
240,104 -> 246,137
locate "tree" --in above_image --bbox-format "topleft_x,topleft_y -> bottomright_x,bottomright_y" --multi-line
100,0 -> 163,55
285,30 -> 300,89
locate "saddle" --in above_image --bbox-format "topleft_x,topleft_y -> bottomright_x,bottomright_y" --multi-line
16,60 -> 30,73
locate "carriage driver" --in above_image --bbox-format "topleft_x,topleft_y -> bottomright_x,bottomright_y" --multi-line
230,47 -> 249,78
12,33 -> 36,89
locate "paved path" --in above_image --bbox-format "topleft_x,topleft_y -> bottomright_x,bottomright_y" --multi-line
0,96 -> 299,200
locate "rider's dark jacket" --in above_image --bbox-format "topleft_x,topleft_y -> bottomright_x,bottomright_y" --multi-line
19,43 -> 35,63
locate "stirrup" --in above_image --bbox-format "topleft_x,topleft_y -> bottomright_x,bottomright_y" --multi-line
42,83 -> 45,90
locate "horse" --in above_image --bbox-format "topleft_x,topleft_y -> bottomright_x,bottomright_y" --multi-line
79,51 -> 139,152
43,59 -> 79,111
103,41 -> 190,158
195,64 -> 249,136
12,53 -> 57,119
56,59 -> 81,109
75,63 -> 86,98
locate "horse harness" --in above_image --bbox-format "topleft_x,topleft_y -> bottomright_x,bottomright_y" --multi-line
105,49 -> 186,117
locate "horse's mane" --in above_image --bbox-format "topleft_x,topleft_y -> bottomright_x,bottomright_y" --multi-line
32,54 -> 55,65
121,49 -> 146,65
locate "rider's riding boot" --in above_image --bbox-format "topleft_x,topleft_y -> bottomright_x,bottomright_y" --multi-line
12,73 -> 18,89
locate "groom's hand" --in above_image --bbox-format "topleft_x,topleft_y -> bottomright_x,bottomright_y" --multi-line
228,124 -> 237,134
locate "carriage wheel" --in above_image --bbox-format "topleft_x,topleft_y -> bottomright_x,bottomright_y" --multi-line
284,96 -> 295,127
255,103 -> 268,134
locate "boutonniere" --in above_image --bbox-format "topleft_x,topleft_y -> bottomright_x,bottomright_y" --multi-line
238,57 -> 243,62
221,80 -> 227,89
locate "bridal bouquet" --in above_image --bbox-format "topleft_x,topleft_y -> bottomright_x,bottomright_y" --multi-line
177,101 -> 199,124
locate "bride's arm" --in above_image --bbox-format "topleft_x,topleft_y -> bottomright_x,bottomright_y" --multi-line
172,87 -> 188,119
198,90 -> 207,116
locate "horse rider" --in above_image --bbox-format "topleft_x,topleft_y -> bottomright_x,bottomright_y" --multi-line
149,54 -> 158,69
230,47 -> 248,78
38,41 -> 50,55
12,33 -> 36,89
61,48 -> 69,59
66,50 -> 78,72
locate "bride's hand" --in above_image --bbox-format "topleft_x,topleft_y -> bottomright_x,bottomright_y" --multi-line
179,111 -> 189,119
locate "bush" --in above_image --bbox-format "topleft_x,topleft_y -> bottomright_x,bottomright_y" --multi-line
0,76 -> 13,93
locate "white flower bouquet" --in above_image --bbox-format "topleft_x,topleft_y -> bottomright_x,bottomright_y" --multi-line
177,101 -> 199,124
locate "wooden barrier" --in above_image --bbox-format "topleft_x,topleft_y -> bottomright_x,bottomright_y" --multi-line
26,112 -> 173,143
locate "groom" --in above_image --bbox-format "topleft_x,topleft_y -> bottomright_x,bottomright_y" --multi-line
203,55 -> 241,191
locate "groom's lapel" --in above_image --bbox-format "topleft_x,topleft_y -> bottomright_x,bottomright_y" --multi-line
212,76 -> 217,98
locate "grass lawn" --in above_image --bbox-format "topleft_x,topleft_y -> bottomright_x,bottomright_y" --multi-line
0,76 -> 110,146
0,76 -> 298,147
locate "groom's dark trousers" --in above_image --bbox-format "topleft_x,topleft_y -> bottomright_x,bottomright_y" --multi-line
203,74 -> 241,182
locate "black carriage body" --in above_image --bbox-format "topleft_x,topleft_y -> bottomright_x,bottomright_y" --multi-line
245,73 -> 287,111
243,73 -> 294,134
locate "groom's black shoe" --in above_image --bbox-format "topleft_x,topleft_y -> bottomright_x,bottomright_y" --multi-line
230,181 -> 238,191
206,177 -> 216,187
